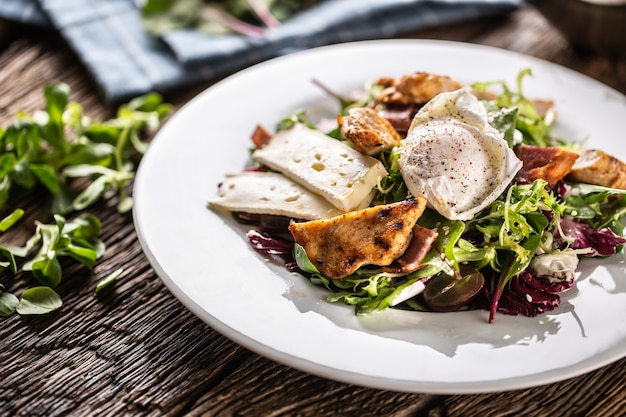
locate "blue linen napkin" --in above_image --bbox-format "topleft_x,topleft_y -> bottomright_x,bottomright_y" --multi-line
0,0 -> 521,103
1,0 -> 49,26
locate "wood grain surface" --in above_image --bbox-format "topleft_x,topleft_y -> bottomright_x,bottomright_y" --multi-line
1,5 -> 625,417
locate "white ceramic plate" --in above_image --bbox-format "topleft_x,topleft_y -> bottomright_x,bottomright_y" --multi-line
133,40 -> 626,394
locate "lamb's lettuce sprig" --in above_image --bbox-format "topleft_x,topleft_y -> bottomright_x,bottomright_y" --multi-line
0,83 -> 171,214
17,213 -> 105,288
0,83 -> 171,317
0,209 -> 25,274
0,212 -> 103,317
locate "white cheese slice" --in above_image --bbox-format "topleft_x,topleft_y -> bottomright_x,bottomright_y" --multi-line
252,124 -> 388,212
207,171 -> 344,220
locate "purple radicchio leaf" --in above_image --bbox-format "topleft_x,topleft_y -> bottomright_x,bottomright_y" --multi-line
246,230 -> 297,271
518,270 -> 575,294
555,217 -> 626,256
476,272 -> 565,318
504,272 -> 562,317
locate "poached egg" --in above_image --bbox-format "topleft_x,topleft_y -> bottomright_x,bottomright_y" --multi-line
399,88 -> 523,221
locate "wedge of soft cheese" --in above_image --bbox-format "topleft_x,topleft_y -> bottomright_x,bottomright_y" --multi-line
253,124 -> 388,212
208,171 -> 344,220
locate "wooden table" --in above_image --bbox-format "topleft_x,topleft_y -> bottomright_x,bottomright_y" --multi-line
1,5 -> 625,416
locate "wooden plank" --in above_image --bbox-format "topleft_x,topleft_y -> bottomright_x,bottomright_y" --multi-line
0,6 -> 625,417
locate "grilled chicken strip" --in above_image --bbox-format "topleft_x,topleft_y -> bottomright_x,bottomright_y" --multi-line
567,149 -> 626,189
376,72 -> 463,106
338,107 -> 402,155
289,198 -> 427,279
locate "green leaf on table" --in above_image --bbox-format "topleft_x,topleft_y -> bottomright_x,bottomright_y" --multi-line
0,83 -> 171,320
22,213 -> 105,287
29,163 -> 61,194
13,160 -> 37,189
0,284 -> 19,316
31,255 -> 63,288
0,247 -> 18,273
62,102 -> 85,134
0,208 -> 24,232
0,152 -> 16,176
42,82 -> 70,155
117,194 -> 134,213
48,185 -> 75,215
16,286 -> 62,315
65,213 -> 102,241
96,268 -> 123,294
0,82 -> 171,215
65,242 -> 99,268
71,175 -> 109,211
0,209 -> 25,273
0,177 -> 10,209
61,139 -> 114,167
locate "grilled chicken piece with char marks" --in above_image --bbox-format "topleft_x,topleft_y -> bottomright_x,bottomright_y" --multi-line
338,107 -> 402,155
289,198 -> 427,279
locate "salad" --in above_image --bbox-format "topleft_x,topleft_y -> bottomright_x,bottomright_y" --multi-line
208,69 -> 626,323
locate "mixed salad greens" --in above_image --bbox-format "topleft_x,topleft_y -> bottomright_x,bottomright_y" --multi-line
231,69 -> 626,323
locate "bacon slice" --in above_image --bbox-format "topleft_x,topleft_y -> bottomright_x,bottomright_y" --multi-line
567,149 -> 626,189
251,124 -> 272,148
376,72 -> 463,106
382,225 -> 438,274
377,106 -> 415,134
289,198 -> 427,279
339,107 -> 402,155
513,145 -> 579,188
